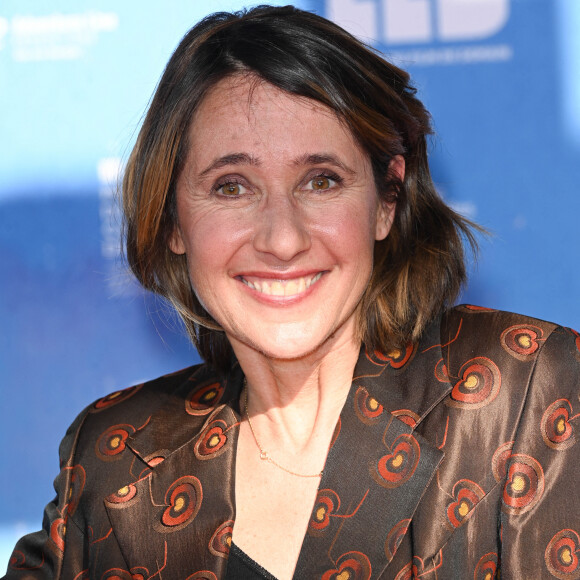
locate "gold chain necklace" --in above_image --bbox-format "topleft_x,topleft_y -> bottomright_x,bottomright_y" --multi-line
243,386 -> 323,478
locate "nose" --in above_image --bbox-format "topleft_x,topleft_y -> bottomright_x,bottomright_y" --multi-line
252,193 -> 311,262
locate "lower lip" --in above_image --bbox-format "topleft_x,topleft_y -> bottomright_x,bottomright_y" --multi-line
237,273 -> 326,305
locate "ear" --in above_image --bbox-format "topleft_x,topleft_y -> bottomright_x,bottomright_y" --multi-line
375,155 -> 404,241
168,226 -> 186,255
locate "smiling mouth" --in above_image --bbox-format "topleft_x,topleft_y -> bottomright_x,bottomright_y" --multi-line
239,272 -> 323,297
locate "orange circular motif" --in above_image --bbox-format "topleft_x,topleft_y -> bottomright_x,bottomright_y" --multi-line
95,424 -> 136,461
541,399 -> 576,451
185,382 -> 224,416
366,344 -> 416,369
446,479 -> 485,528
545,529 -> 580,579
447,357 -> 501,409
500,324 -> 544,361
354,387 -> 384,424
310,489 -> 341,534
106,484 -> 138,506
159,476 -> 202,531
91,385 -> 142,412
209,520 -> 234,558
194,419 -> 230,460
374,434 -> 420,488
502,454 -> 544,515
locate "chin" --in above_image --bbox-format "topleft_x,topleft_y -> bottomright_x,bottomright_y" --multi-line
233,318 -> 355,362
258,342 -> 321,362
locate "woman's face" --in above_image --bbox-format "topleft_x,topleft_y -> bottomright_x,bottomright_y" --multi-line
170,75 -> 398,360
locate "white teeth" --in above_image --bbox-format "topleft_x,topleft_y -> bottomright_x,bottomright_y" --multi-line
242,273 -> 323,296
306,272 -> 322,288
285,278 -> 302,295
270,281 -> 284,296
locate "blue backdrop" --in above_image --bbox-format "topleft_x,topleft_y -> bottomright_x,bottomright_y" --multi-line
1,0 -> 579,566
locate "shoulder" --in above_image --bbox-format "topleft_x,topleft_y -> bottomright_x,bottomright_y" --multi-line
441,304 -> 578,370
442,304 -> 564,346
54,362 -> 235,533
86,362 -> 218,417
437,304 -> 580,421
58,362 -> 223,467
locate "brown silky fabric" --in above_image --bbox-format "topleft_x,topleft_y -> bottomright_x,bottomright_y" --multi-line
4,306 -> 580,579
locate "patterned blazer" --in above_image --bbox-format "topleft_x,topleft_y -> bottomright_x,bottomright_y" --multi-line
4,306 -> 580,579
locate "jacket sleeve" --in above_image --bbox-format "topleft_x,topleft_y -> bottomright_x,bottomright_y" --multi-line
500,326 -> 580,579
3,409 -> 90,580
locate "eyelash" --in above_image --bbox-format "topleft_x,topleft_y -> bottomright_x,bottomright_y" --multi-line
212,171 -> 344,198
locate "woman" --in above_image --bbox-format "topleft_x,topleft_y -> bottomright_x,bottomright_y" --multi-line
5,5 -> 580,580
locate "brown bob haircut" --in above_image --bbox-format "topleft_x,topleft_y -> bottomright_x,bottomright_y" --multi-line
123,4 -> 477,371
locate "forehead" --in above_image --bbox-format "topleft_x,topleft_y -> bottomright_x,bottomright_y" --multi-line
194,74 -> 337,127
184,75 -> 365,169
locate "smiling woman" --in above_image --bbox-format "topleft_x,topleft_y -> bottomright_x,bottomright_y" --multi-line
168,76 -> 395,362
5,5 -> 580,580
122,6 -> 473,371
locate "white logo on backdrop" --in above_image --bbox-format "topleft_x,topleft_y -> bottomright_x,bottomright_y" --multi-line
5,12 -> 119,62
327,0 -> 512,65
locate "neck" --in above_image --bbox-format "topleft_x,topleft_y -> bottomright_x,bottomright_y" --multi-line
230,328 -> 361,454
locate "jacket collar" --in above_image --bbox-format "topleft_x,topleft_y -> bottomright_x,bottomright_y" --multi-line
295,316 -> 451,578
105,316 -> 451,579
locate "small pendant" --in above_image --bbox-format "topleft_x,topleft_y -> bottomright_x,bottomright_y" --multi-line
260,450 -> 269,461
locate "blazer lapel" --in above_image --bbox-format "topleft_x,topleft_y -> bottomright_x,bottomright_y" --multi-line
296,318 -> 452,580
104,364 -> 244,579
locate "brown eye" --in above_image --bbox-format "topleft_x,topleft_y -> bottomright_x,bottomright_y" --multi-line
311,177 -> 331,190
306,174 -> 341,192
217,182 -> 246,196
223,183 -> 240,195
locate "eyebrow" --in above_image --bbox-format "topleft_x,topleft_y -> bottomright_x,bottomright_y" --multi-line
197,152 -> 356,178
198,153 -> 259,178
292,153 -> 356,175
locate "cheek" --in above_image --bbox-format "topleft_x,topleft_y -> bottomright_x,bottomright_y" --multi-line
314,202 -> 379,254
177,205 -> 244,258
182,240 -> 229,318
177,210 -> 250,298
